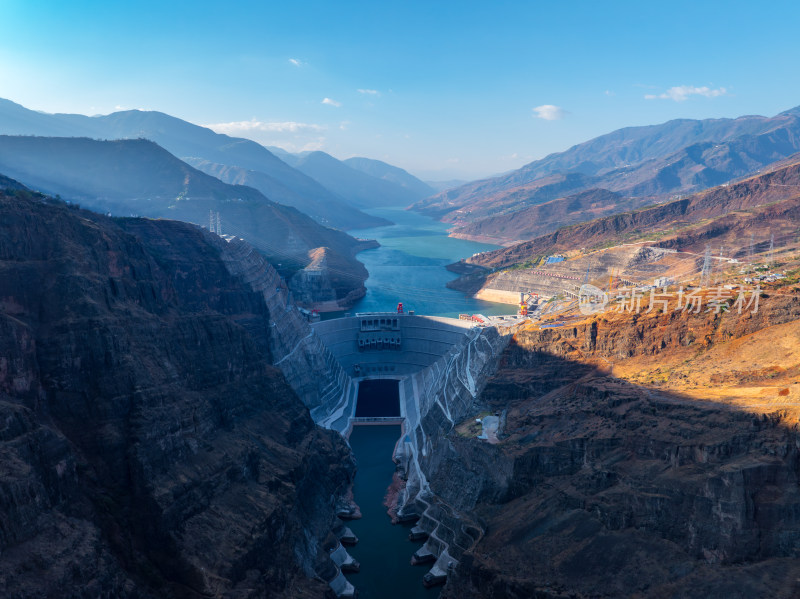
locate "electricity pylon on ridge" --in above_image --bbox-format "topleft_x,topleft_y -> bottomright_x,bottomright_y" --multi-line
700,245 -> 713,287
768,233 -> 774,268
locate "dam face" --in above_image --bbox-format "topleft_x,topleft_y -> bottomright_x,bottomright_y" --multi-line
311,313 -> 488,433
310,312 -> 510,593
312,313 -> 476,377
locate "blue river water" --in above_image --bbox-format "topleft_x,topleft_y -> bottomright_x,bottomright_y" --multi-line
346,207 -> 516,318
346,425 -> 441,599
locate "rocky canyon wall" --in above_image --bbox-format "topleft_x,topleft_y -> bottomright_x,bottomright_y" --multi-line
432,292 -> 800,598
0,190 -> 355,598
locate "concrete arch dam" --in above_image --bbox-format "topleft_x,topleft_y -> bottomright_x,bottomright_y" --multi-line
310,313 -> 510,590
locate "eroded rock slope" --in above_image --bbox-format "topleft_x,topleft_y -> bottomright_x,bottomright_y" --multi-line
0,188 -> 354,598
437,292 -> 800,598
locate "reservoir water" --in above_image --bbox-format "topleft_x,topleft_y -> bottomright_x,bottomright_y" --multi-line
347,207 -> 515,317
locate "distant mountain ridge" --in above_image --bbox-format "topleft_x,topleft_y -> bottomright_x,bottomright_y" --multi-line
0,135 -> 373,305
0,98 -> 389,229
183,157 -> 391,229
342,156 -> 435,198
274,149 -> 433,208
452,188 -> 636,245
462,156 -> 800,271
416,105 -> 800,241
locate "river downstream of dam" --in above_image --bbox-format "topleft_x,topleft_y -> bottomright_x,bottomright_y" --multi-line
346,426 -> 440,598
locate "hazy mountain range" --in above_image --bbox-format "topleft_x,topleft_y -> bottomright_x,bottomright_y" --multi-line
269,149 -> 434,208
415,105 -> 800,243
0,135 -> 373,291
0,98 -> 432,229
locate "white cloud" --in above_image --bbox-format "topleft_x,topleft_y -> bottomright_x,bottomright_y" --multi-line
533,104 -> 567,120
204,119 -> 328,153
604,90 -> 615,97
288,58 -> 305,67
205,119 -> 325,134
296,139 -> 326,152
644,85 -> 728,102
357,88 -> 380,96
322,97 -> 342,107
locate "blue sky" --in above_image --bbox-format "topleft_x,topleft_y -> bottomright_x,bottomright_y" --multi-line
2,0 -> 800,180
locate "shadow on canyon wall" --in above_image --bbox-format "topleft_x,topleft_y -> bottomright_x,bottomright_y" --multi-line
434,331 -> 800,599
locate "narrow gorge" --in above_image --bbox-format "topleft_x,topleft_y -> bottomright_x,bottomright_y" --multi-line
3,184 -> 800,599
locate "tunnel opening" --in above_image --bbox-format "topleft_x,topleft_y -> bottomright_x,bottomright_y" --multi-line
355,379 -> 401,417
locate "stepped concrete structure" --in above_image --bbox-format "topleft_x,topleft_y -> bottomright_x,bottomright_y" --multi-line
310,312 -> 511,589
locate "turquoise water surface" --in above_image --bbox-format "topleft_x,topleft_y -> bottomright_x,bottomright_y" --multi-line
347,207 -> 515,317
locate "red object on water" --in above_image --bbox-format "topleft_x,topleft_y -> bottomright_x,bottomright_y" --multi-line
397,302 -> 404,313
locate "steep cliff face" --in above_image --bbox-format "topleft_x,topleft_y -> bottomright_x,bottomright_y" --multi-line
210,236 -> 351,415
435,292 -> 800,598
0,190 -> 355,598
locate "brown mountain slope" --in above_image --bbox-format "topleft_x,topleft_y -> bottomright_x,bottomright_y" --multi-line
414,107 -> 800,230
0,190 -> 354,598
414,171 -> 596,222
436,291 -> 800,598
464,158 -> 800,271
451,188 -> 643,245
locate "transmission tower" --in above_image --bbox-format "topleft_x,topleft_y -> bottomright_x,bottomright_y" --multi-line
700,245 -> 713,287
768,233 -> 774,268
216,212 -> 221,235
743,233 -> 754,273
209,209 -> 214,232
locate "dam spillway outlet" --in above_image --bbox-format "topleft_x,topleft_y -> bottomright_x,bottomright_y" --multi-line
355,379 -> 401,417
